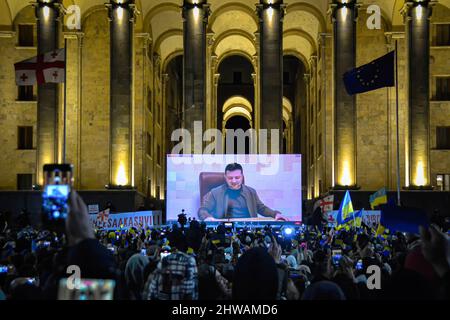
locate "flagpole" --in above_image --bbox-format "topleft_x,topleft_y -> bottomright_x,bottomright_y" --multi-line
63,38 -> 67,164
394,40 -> 401,206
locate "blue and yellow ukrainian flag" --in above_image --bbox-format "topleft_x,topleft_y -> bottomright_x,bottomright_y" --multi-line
336,191 -> 359,229
375,224 -> 385,237
353,208 -> 363,228
369,187 -> 388,209
337,190 -> 354,223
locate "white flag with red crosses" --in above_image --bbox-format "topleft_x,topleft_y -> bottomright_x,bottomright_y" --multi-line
14,48 -> 65,86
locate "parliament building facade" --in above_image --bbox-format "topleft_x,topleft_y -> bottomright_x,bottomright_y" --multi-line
0,0 -> 449,212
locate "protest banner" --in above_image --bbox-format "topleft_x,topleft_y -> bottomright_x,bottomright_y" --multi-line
327,210 -> 380,227
89,211 -> 161,230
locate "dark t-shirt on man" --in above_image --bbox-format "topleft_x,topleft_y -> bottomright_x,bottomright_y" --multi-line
225,188 -> 250,219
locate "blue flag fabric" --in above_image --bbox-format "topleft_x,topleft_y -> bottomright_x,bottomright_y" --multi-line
380,205 -> 429,234
343,51 -> 395,95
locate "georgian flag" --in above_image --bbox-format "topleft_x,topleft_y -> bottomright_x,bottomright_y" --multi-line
97,209 -> 110,223
14,48 -> 65,85
321,195 -> 334,213
313,195 -> 334,213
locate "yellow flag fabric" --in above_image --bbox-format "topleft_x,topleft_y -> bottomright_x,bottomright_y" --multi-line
376,224 -> 385,237
370,188 -> 388,209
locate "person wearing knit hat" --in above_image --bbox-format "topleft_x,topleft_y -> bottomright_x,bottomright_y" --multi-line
302,281 -> 346,300
125,254 -> 149,300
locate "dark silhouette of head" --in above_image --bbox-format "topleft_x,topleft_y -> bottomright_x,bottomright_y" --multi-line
232,247 -> 278,300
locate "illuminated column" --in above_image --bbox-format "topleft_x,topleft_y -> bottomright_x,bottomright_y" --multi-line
206,33 -> 215,131
253,33 -> 260,133
256,0 -> 285,153
404,0 -> 433,188
34,0 -> 61,185
251,70 -> 259,132
182,0 -> 210,150
304,73 -> 311,199
210,54 -> 219,131
310,55 -> 318,196
213,72 -> 220,136
331,0 -> 358,188
106,0 -> 136,187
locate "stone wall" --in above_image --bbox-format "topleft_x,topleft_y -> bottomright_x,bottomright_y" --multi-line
0,6 -> 37,190
80,9 -> 110,189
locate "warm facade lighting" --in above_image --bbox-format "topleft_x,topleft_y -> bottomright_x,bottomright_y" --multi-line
267,7 -> 274,21
340,7 -> 348,20
117,7 -> 124,20
415,5 -> 423,19
43,6 -> 50,19
193,6 -> 200,20
414,160 -> 426,186
340,160 -> 352,186
116,162 -> 128,186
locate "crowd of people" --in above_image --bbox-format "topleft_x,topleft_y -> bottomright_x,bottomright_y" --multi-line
0,191 -> 449,300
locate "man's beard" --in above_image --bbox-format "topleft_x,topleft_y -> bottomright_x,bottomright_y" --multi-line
228,184 -> 242,190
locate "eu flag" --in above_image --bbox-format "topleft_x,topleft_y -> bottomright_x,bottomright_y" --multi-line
343,51 -> 395,95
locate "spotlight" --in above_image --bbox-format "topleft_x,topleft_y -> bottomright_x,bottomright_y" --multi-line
283,227 -> 293,236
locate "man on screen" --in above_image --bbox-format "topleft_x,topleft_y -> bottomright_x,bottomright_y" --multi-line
198,163 -> 288,221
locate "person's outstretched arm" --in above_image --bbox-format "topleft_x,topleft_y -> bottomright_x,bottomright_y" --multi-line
66,191 -> 118,279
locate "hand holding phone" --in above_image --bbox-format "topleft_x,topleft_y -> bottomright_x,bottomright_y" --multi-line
332,249 -> 342,266
42,164 -> 73,231
66,191 -> 95,246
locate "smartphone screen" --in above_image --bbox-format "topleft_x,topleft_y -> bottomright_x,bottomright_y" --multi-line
42,164 -> 73,229
355,259 -> 363,270
58,278 -> 116,300
160,251 -> 170,259
332,249 -> 342,266
0,265 -> 8,273
43,184 -> 70,221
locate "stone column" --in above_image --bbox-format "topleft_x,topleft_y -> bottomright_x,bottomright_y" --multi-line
252,34 -> 260,133
161,73 -> 169,156
210,54 -> 218,131
106,0 -> 136,187
161,73 -> 169,193
34,0 -> 61,185
206,33 -> 215,131
182,0 -> 210,152
76,33 -> 84,189
256,0 -> 285,153
251,70 -> 258,131
330,0 -> 358,188
304,73 -> 311,199
404,0 -> 433,188
310,55 -> 318,195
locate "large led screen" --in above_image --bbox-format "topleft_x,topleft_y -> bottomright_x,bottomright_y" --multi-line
166,154 -> 302,223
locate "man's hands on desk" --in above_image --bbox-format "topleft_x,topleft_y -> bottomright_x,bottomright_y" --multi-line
203,213 -> 289,222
